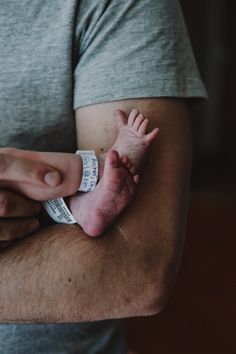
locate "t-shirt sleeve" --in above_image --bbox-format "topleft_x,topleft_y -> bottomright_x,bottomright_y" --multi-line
73,0 -> 207,110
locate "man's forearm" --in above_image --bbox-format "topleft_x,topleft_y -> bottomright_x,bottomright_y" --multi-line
0,98 -> 192,323
0,220 -> 160,323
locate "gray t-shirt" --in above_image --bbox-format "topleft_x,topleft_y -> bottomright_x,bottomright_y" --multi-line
0,0 -> 207,353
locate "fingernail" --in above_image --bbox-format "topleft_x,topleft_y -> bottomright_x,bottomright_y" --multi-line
28,220 -> 39,233
44,171 -> 61,187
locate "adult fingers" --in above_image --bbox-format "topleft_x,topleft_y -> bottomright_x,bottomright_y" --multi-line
0,218 -> 40,241
0,153 -> 61,187
0,190 -> 42,218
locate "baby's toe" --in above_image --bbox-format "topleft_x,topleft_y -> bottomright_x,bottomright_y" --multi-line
126,161 -> 132,170
121,156 -> 136,175
128,109 -> 139,126
121,155 -> 129,164
139,118 -> 149,136
133,174 -> 140,184
107,149 -> 120,167
144,127 -> 159,144
130,166 -> 136,175
133,114 -> 145,131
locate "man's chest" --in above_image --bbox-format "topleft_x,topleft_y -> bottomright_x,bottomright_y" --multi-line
0,0 -> 77,151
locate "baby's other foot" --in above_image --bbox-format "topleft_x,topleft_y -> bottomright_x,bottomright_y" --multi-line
69,150 -> 138,237
112,109 -> 159,169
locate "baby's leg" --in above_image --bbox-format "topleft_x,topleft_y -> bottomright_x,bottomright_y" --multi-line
69,109 -> 158,237
69,150 -> 138,237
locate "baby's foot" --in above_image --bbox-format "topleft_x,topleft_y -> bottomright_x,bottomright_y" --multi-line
111,109 -> 159,169
69,150 -> 138,237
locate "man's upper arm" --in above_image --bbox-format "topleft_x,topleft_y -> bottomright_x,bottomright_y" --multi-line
0,98 -> 192,322
73,0 -> 202,311
75,97 -> 192,311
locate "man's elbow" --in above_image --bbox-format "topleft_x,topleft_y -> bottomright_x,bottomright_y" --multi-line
133,260 -> 178,317
139,278 -> 174,317
146,280 -> 174,316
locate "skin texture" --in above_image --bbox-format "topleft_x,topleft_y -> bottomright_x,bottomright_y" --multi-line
0,98 -> 192,322
70,109 -> 158,236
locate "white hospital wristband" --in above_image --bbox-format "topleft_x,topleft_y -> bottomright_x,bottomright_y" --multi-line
43,198 -> 76,224
76,150 -> 98,192
43,150 -> 98,224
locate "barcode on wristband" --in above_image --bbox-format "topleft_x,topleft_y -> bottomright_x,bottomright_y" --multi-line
43,198 -> 76,224
50,199 -> 73,223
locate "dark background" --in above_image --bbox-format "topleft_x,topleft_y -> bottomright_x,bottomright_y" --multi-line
125,1 -> 236,353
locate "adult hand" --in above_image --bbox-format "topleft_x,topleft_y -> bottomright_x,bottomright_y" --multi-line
0,148 -> 81,201
0,150 -> 62,244
0,190 -> 42,244
0,150 -> 61,188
